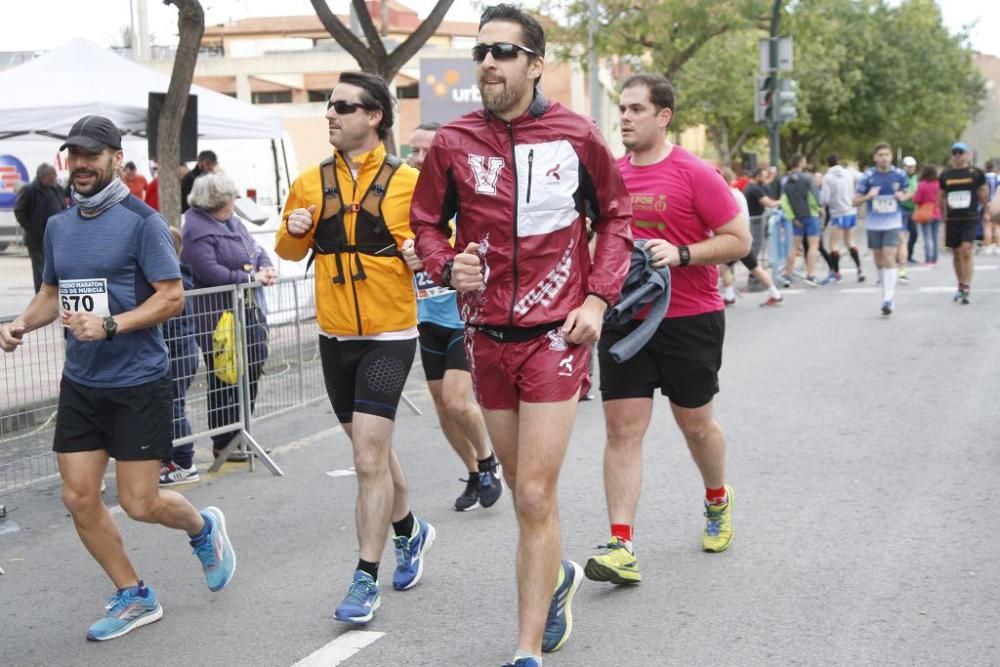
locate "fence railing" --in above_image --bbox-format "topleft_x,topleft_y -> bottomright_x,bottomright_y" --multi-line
0,276 -> 332,493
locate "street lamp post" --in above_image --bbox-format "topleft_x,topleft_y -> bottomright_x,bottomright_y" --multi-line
768,0 -> 782,171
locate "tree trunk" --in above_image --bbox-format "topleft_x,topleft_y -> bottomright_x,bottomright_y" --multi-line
310,0 -> 456,155
158,0 -> 205,229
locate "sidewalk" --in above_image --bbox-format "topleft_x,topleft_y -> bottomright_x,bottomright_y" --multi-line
0,251 -> 35,317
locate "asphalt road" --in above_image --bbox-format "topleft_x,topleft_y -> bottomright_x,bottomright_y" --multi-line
1,253 -> 999,666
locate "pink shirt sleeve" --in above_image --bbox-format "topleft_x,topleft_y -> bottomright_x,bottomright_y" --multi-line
693,166 -> 742,231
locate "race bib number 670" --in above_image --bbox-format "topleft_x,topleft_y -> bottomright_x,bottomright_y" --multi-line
59,278 -> 110,322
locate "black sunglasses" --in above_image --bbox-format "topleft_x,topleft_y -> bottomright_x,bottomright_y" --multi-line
951,149 -> 966,155
472,42 -> 536,63
327,99 -> 374,115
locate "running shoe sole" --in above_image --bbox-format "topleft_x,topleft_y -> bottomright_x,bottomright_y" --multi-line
544,561 -> 584,653
159,473 -> 200,487
86,603 -> 163,641
203,506 -> 236,592
455,499 -> 481,512
583,558 -> 641,585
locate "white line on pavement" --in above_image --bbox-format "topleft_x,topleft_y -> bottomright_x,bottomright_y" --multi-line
326,467 -> 357,478
291,630 -> 385,667
918,287 -> 1000,293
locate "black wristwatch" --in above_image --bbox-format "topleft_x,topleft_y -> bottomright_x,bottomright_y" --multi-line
440,259 -> 455,289
678,245 -> 691,267
103,316 -> 118,340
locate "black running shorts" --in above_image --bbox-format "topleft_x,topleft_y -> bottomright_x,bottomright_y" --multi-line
319,336 -> 416,423
945,220 -> 977,249
53,375 -> 174,460
598,311 -> 725,409
418,322 -> 468,381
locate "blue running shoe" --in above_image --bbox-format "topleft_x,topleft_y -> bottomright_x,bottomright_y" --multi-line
334,570 -> 381,625
191,506 -> 236,592
542,560 -> 583,653
393,516 -> 436,590
501,659 -> 541,667
86,584 -> 163,641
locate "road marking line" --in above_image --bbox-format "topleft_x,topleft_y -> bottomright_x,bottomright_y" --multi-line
918,286 -> 1000,294
326,467 -> 357,478
974,265 -> 998,271
292,630 -> 385,667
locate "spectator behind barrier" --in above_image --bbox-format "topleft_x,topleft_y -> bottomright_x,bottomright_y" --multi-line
180,171 -> 277,462
160,226 -> 202,485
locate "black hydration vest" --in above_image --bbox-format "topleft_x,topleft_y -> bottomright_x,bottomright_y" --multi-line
310,153 -> 402,283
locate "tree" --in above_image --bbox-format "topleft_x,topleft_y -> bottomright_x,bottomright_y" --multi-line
542,0 -> 770,79
157,0 -> 205,228
780,0 -> 984,165
310,0 -> 456,153
672,29 -> 764,166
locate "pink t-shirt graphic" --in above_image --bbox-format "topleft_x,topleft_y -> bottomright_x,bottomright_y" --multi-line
617,146 -> 740,318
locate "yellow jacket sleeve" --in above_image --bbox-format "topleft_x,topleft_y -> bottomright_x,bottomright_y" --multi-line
275,168 -> 322,261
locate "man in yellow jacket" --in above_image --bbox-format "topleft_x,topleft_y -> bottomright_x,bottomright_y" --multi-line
275,71 -> 434,626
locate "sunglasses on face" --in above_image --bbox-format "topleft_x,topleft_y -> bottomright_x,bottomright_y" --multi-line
472,42 -> 536,63
952,149 -> 966,156
327,99 -> 373,115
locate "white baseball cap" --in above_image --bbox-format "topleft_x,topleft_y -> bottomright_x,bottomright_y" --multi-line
902,156 -> 917,167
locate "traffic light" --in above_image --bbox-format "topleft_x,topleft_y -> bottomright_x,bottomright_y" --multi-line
754,75 -> 772,123
777,78 -> 797,122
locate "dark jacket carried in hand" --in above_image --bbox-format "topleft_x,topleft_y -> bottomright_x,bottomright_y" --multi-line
604,239 -> 671,363
14,179 -> 66,250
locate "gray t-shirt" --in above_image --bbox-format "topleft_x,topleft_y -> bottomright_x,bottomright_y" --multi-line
43,196 -> 181,388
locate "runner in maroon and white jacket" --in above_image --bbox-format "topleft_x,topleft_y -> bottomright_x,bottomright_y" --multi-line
410,92 -> 633,330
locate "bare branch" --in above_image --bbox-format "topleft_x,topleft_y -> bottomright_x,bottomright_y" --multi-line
309,0 -> 375,70
388,0 -> 456,73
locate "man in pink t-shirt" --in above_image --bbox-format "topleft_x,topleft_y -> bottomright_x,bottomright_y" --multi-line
585,74 -> 751,587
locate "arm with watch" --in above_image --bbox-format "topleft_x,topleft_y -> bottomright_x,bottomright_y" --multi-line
62,278 -> 185,342
643,215 -> 752,269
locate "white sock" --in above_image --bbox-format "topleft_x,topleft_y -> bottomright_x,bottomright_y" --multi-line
768,285 -> 781,298
723,285 -> 735,300
883,268 -> 897,302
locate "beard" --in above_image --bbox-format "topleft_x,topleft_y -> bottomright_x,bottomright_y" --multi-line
479,75 -> 530,117
71,164 -> 114,196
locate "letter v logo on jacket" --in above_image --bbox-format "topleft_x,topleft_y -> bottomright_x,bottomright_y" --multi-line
468,154 -> 505,195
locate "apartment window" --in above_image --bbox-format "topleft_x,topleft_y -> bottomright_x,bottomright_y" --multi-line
308,89 -> 333,103
252,91 -> 292,104
396,83 -> 418,99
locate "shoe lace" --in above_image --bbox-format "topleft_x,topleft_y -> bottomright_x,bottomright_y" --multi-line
393,534 -> 412,564
346,577 -> 377,604
704,504 -> 726,535
476,470 -> 495,489
594,539 -> 626,552
458,476 -> 479,497
103,589 -> 132,615
192,535 -> 217,567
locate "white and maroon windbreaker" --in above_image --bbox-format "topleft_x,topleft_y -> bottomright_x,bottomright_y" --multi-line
410,94 -> 633,328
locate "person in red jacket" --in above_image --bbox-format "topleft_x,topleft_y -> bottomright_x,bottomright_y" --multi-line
410,6 -> 632,665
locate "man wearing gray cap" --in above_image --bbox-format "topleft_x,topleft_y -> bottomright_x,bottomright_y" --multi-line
0,115 -> 236,641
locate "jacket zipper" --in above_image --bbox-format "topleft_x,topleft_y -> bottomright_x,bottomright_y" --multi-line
526,149 -> 534,204
507,123 -> 520,326
343,154 -> 364,335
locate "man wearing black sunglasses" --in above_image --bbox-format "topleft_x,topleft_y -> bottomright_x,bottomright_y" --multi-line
411,5 -> 633,666
276,72 -> 435,627
938,142 -> 988,304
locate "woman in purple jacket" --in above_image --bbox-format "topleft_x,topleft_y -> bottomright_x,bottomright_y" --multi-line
180,172 -> 277,461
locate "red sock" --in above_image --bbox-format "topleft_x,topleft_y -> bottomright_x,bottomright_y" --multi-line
610,523 -> 633,543
706,486 -> 727,505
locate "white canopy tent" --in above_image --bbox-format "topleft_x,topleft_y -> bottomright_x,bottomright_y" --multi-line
0,38 -> 282,141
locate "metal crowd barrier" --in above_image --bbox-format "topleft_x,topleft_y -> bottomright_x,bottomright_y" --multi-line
0,275 -> 341,493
